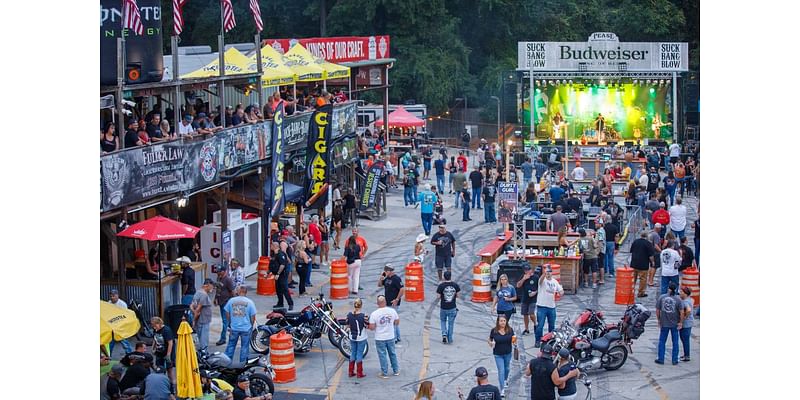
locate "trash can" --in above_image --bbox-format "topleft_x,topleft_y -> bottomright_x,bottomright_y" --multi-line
165,304 -> 191,334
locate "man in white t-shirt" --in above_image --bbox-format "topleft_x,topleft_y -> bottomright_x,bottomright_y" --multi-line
108,289 -> 133,355
177,114 -> 196,137
570,162 -> 587,181
534,265 -> 564,347
669,142 -> 682,165
368,295 -> 400,378
659,241 -> 682,296
668,196 -> 688,239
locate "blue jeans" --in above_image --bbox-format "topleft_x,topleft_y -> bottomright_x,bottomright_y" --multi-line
421,213 -> 433,235
182,294 -> 195,321
657,326 -> 679,363
375,339 -> 400,375
424,160 -> 431,172
404,186 -> 414,206
660,274 -> 680,295
218,305 -> 230,342
462,201 -> 471,220
350,339 -> 367,362
390,304 -> 401,341
109,338 -> 133,356
412,185 -> 418,202
535,306 -> 557,343
605,242 -> 616,274
448,174 -> 454,192
679,327 -> 692,358
484,201 -> 496,223
494,353 -> 512,387
436,175 -> 445,193
225,329 -> 252,362
666,187 -> 677,206
454,190 -> 461,208
194,322 -> 210,352
472,187 -> 482,208
440,308 -> 458,343
672,229 -> 686,239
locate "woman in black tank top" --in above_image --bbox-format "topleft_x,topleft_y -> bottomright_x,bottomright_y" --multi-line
100,122 -> 118,153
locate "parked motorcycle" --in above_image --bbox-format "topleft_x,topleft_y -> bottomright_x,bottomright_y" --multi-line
543,304 -> 650,372
573,308 -> 617,341
197,349 -> 275,395
128,298 -> 154,340
250,293 -> 369,360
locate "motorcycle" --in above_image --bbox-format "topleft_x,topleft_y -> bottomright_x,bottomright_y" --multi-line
197,349 -> 275,395
128,298 -> 154,339
572,308 -> 617,341
250,293 -> 369,360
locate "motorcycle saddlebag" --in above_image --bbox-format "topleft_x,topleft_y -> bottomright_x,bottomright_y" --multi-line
624,303 -> 651,339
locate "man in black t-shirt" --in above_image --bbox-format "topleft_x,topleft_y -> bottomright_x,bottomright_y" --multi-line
469,166 -> 484,209
526,344 -> 579,400
436,271 -> 461,344
482,180 -> 497,223
145,114 -> 166,142
431,225 -> 457,281
458,367 -> 501,400
516,265 -> 541,336
678,236 -> 695,271
150,317 -> 175,379
378,264 -> 405,343
180,260 -> 196,306
629,231 -> 655,298
271,242 -> 293,310
603,221 -> 619,277
106,364 -> 126,400
124,119 -> 143,148
121,341 -> 153,367
232,375 -> 271,400
118,358 -> 151,394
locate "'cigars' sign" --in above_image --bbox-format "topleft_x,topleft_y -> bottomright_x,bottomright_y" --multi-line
304,104 -> 333,209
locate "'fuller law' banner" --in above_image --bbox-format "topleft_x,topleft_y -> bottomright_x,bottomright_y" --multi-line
263,36 -> 390,63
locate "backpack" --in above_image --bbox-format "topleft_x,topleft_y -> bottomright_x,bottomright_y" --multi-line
622,303 -> 650,339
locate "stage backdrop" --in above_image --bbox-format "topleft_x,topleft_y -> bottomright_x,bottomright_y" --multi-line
522,82 -> 672,141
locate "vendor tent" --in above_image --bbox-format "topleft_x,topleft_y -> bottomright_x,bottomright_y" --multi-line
283,44 -> 326,82
248,46 -> 296,88
284,44 -> 350,80
181,47 -> 253,79
374,106 -> 426,128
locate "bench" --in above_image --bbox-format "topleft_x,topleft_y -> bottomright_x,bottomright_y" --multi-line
476,231 -> 511,265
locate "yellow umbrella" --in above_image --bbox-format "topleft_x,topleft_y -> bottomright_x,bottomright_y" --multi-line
100,300 -> 140,345
248,46 -> 296,88
176,320 -> 203,399
313,55 -> 350,80
283,44 -> 326,82
181,47 -> 254,79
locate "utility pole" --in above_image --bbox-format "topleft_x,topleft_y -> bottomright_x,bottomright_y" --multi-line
320,0 -> 327,36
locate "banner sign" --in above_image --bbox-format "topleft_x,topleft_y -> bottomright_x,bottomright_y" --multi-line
218,122 -> 271,171
264,36 -> 391,63
283,112 -> 311,152
355,66 -> 385,86
497,182 -> 518,223
222,230 -> 232,268
359,160 -> 385,211
269,101 -> 286,219
517,33 -> 688,72
332,137 -> 357,168
331,102 -> 357,139
304,104 -> 334,209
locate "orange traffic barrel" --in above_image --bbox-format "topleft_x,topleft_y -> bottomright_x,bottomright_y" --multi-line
330,258 -> 349,299
548,264 -> 562,301
257,256 -> 276,296
405,261 -> 424,302
681,267 -> 700,307
269,330 -> 296,383
471,262 -> 492,303
614,266 -> 636,305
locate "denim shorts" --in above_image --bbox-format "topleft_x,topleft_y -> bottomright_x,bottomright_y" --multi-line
583,258 -> 599,274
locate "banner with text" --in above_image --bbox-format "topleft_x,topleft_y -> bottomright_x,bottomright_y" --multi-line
269,101 -> 286,219
359,160 -> 385,211
497,182 -> 518,223
304,104 -> 333,209
263,36 -> 390,63
518,34 -> 687,72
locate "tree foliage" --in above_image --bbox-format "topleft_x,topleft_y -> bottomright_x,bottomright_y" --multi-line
162,0 -> 699,114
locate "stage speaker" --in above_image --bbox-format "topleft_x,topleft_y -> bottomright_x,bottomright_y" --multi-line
554,139 -> 565,146
502,82 -> 518,124
649,139 -> 667,147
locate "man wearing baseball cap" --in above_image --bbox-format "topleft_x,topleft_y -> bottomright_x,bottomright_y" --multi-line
525,343 -> 580,400
457,367 -> 501,400
378,264 -> 405,343
190,278 -> 215,352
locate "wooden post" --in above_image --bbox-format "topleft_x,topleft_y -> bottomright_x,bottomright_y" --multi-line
259,168 -> 268,255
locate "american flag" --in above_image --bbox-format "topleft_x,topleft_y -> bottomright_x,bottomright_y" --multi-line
173,0 -> 188,36
221,0 -> 236,32
122,0 -> 144,35
249,0 -> 263,32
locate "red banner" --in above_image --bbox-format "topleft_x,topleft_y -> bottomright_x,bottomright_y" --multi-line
263,36 -> 390,63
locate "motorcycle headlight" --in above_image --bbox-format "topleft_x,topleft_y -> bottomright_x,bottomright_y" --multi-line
258,356 -> 269,367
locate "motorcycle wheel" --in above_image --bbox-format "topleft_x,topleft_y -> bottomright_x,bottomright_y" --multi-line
250,329 -> 270,354
603,345 -> 628,371
248,373 -> 275,395
336,335 -> 369,359
327,319 -> 347,347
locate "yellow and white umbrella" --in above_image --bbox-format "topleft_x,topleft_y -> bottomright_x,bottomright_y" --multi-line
283,44 -> 326,82
176,320 -> 203,399
181,47 -> 254,79
248,45 -> 296,88
100,300 -> 140,345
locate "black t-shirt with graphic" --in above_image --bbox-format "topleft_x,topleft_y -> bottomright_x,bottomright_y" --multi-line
520,273 -> 541,304
436,282 -> 461,310
153,325 -> 175,358
465,383 -> 501,400
383,274 -> 404,305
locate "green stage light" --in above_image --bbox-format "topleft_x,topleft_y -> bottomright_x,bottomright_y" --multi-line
536,88 -> 541,93
649,87 -> 655,94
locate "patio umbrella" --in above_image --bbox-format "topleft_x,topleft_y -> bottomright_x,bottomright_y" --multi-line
117,216 -> 200,241
176,320 -> 203,399
100,300 -> 140,345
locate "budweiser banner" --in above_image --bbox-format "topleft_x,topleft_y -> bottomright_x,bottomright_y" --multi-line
359,160 -> 385,211
517,33 -> 688,72
304,104 -> 333,209
269,101 -> 286,219
264,36 -> 390,63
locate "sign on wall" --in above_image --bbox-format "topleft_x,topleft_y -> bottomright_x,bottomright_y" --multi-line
264,36 -> 391,63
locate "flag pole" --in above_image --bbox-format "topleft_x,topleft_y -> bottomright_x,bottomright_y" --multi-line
172,35 -> 181,128
218,1 -> 227,127
255,33 -> 263,108
117,4 -> 128,149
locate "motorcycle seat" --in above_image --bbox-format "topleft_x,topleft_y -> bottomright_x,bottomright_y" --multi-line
272,307 -> 303,319
225,360 -> 248,369
591,330 -> 621,352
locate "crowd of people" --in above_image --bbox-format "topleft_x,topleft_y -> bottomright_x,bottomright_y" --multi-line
100,86 -> 350,154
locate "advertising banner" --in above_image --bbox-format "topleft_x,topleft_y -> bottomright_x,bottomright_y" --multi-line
269,101 -> 286,219
331,102 -> 357,138
217,122 -> 271,171
304,104 -> 334,209
517,33 -> 688,72
359,160 -> 385,211
263,36 -> 391,63
497,182 -> 518,223
332,137 -> 357,168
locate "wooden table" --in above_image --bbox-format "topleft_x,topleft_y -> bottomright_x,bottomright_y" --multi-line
507,254 -> 582,294
476,231 -> 512,265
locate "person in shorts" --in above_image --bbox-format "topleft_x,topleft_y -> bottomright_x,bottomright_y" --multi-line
516,264 -> 541,336
430,225 -> 456,282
